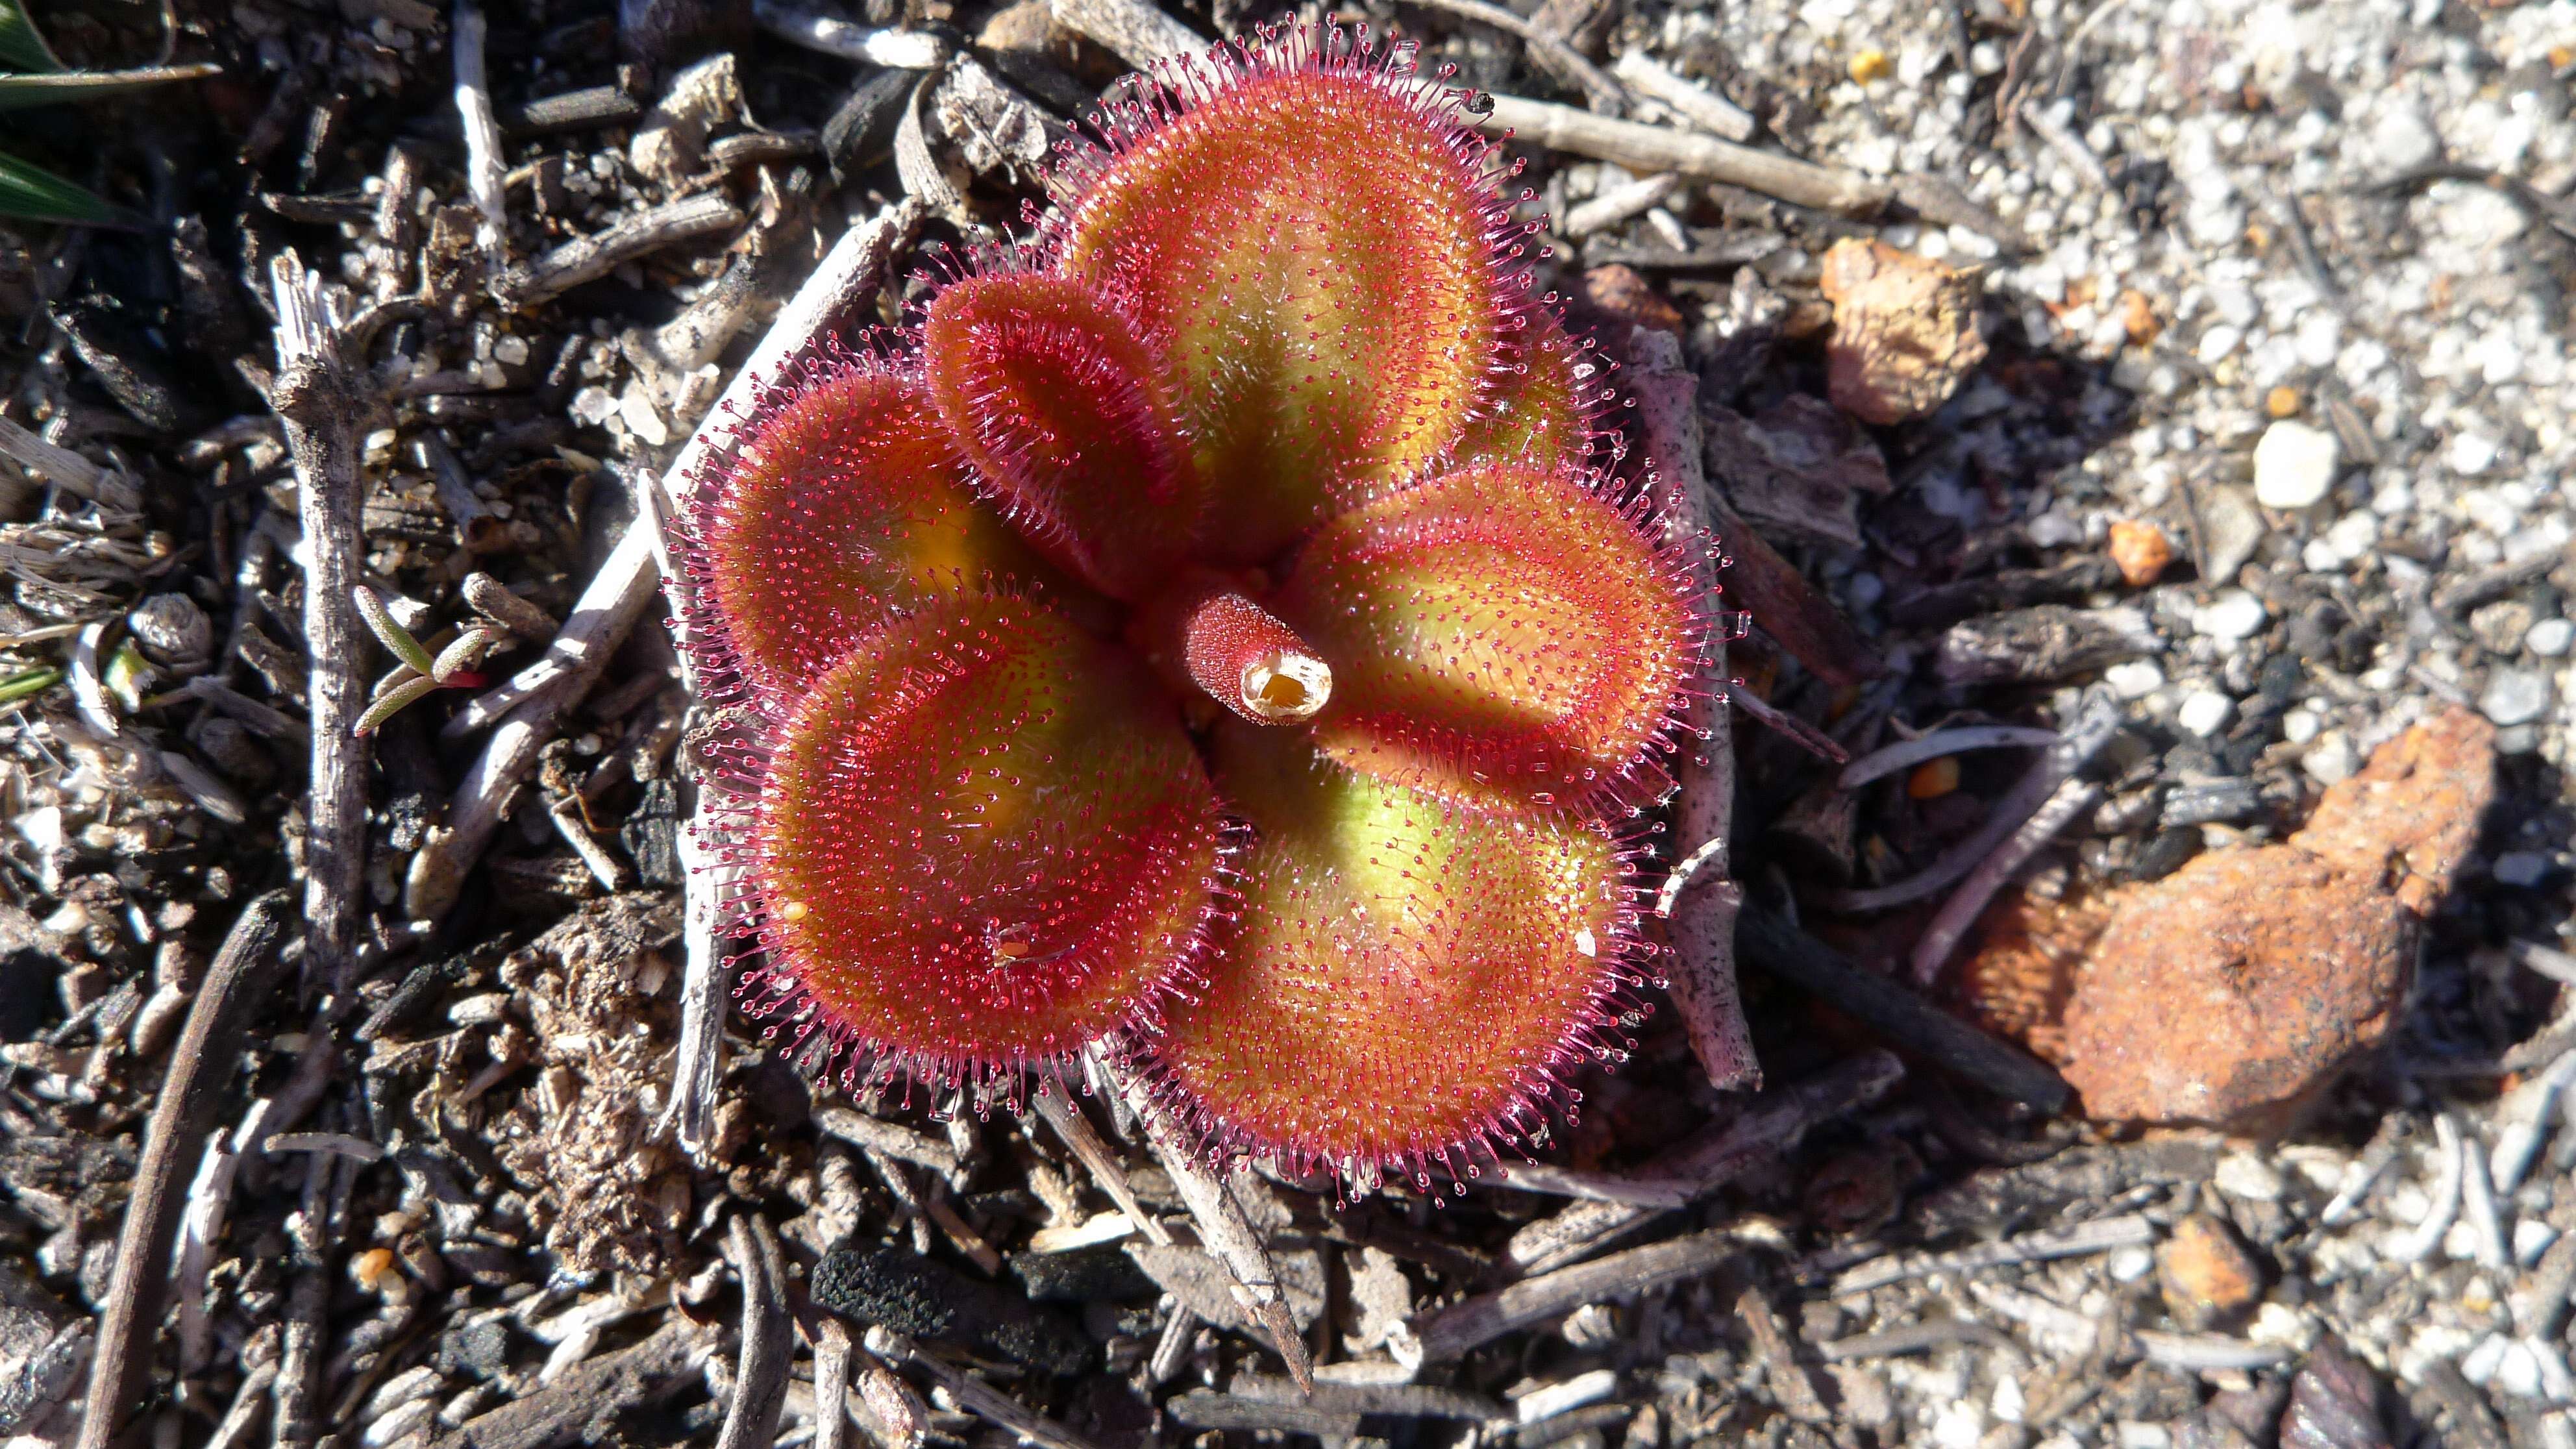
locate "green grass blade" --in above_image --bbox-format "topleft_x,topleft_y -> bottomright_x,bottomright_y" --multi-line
0,62 -> 221,112
0,0 -> 62,73
0,149 -> 134,227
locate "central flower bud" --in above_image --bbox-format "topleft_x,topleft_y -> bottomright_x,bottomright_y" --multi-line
1179,588 -> 1333,726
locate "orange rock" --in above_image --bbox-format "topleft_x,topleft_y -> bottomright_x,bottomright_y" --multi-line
1907,756 -> 1959,799
2266,386 -> 2302,418
2288,706 -> 2498,916
2060,846 -> 2414,1130
2158,1213 -> 2263,1329
1818,238 -> 1988,425
2108,519 -> 2174,586
1959,710 -> 2496,1130
2120,290 -> 2161,345
1582,264 -> 1683,335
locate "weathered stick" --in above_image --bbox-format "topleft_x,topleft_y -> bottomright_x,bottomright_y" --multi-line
1399,1227 -> 1747,1364
1401,0 -> 1625,112
269,253 -> 373,991
495,193 -> 746,306
405,516 -> 662,922
76,891 -> 293,1449
1820,1212 -> 2155,1296
1500,1052 -> 1902,1278
1735,908 -> 2072,1114
717,1214 -> 792,1449
1115,1069 -> 1312,1391
864,1328 -> 1106,1449
1630,325 -> 1758,1093
1476,94 -> 1891,218
1050,0 -> 1200,69
453,0 -> 509,249
1909,776 -> 2103,984
1032,1087 -> 1175,1247
430,1318 -> 718,1449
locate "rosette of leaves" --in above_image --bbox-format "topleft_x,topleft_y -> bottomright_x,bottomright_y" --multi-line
675,23 -> 1714,1187
1,1 -> 218,226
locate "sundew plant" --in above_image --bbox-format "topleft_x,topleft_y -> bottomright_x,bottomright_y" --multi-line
672,21 -> 1715,1191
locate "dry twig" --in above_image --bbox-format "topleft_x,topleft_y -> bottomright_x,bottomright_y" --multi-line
1630,326 -> 1758,1092
454,0 -> 509,248
1116,1069 -> 1314,1390
1738,909 -> 2071,1112
75,892 -> 293,1449
718,1214 -> 793,1449
495,193 -> 746,306
1478,95 -> 1889,217
1400,1228 -> 1748,1363
269,253 -> 373,989
1400,0 -> 1625,112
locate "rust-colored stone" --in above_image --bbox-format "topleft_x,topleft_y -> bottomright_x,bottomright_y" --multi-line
2109,519 -> 2174,587
2158,1213 -> 2264,1330
2060,847 -> 2414,1130
1582,264 -> 1684,335
2288,706 -> 2497,916
1817,238 -> 1989,425
1960,710 -> 2496,1132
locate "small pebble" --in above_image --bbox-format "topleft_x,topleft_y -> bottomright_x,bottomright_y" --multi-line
2253,420 -> 2340,509
2248,1301 -> 2318,1351
2108,1245 -> 2156,1282
569,385 -> 619,427
2514,1219 -> 2558,1265
2529,618 -> 2573,658
2303,732 -> 2355,784
2159,1213 -> 2264,1328
1909,758 -> 1961,799
2214,1152 -> 2285,1202
2177,689 -> 2235,737
2463,1334 -> 2509,1386
2494,852 -> 2553,888
2266,385 -> 2301,417
2106,660 -> 2166,700
2482,668 -> 2554,727
2498,1341 -> 2544,1398
2109,519 -> 2174,586
2195,591 -> 2270,641
1930,1400 -> 1985,1449
1848,48 -> 1892,83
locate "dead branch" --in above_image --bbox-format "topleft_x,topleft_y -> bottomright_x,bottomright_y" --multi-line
1114,1067 -> 1311,1391
75,891 -> 293,1449
1400,0 -> 1625,112
495,193 -> 746,306
1736,909 -> 2071,1113
718,1214 -> 793,1449
1629,325 -> 1758,1093
864,1328 -> 1106,1449
429,1318 -> 719,1449
454,0 -> 510,249
268,253 -> 373,990
1501,1052 -> 1903,1277
1049,0 -> 1201,69
405,515 -> 662,923
1400,1227 -> 1750,1364
1478,94 -> 1890,217
1031,1088 -> 1174,1246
